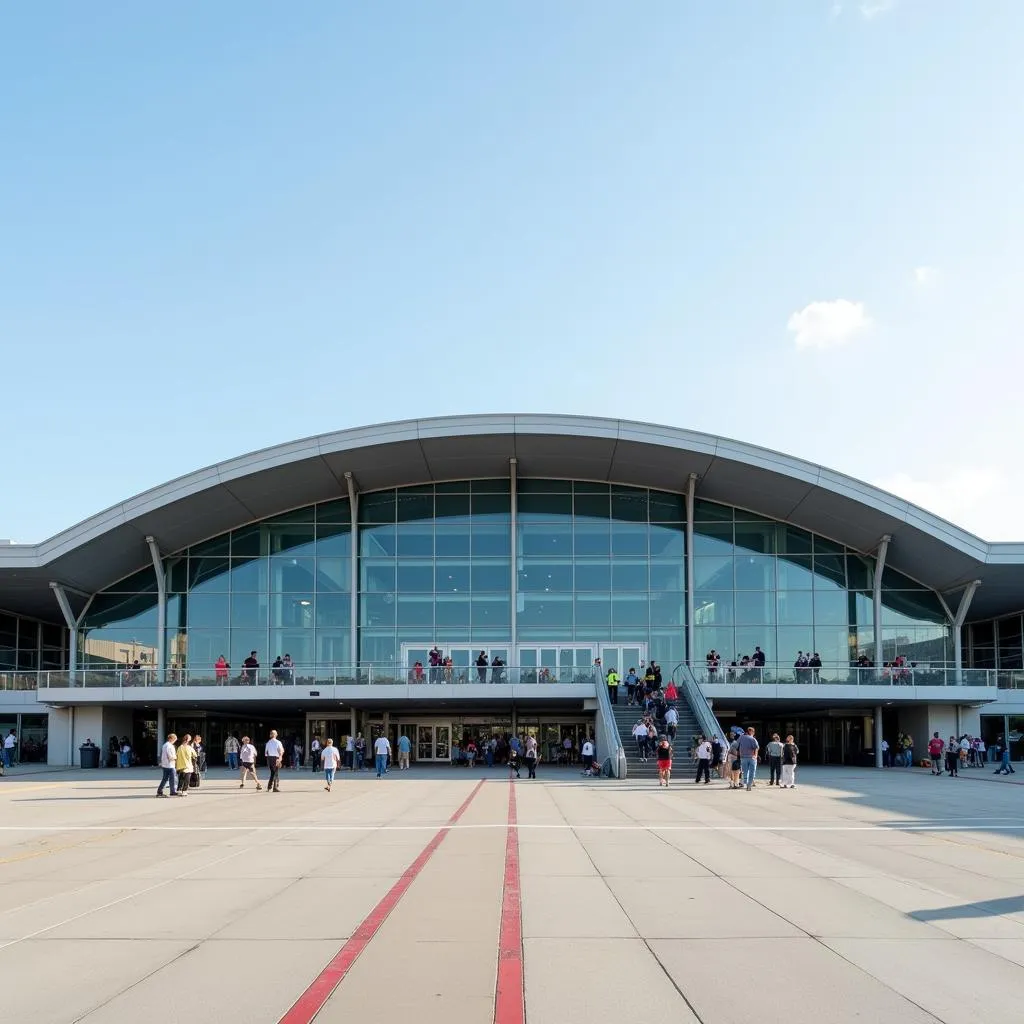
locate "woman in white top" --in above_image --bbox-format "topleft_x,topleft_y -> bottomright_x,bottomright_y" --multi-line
320,738 -> 342,791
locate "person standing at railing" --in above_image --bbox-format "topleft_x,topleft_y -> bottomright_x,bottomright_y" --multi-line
476,651 -> 489,683
429,646 -> 442,684
491,655 -> 505,684
215,655 -> 229,684
809,653 -> 822,684
243,651 -> 259,685
606,667 -> 620,704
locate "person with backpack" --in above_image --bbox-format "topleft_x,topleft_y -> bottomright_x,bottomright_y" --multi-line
765,733 -> 784,786
927,733 -> 945,775
780,735 -> 799,788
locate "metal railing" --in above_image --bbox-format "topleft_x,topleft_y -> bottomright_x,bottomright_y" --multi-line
673,663 -> 727,745
0,673 -> 42,692
34,664 -> 609,689
592,667 -> 627,779
693,662 -> 998,688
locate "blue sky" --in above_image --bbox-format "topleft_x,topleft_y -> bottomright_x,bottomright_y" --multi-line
3,1 -> 1022,541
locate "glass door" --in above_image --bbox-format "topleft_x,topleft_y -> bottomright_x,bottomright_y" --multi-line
415,723 -> 451,761
598,644 -> 647,681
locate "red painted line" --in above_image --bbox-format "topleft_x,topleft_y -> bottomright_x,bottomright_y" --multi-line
279,779 -> 486,1024
493,782 -> 525,1024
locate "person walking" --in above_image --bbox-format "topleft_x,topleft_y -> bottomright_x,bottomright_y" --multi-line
524,735 -> 539,779
224,733 -> 240,771
945,736 -> 959,777
175,733 -> 194,797
354,733 -> 366,771
606,667 -> 620,704
780,734 -> 799,788
664,705 -> 678,743
373,733 -> 391,778
766,733 -> 784,787
581,737 -> 595,774
292,737 -> 304,771
656,735 -> 673,787
632,720 -> 649,761
397,732 -> 412,770
265,730 -> 284,792
694,735 -> 712,784
927,733 -> 945,776
320,738 -> 341,791
238,736 -> 262,789
738,727 -> 760,791
994,735 -> 1016,775
156,732 -> 178,797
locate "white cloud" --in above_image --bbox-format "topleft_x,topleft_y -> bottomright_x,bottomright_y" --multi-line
787,299 -> 872,350
860,1 -> 894,19
913,265 -> 938,287
873,468 -> 1014,539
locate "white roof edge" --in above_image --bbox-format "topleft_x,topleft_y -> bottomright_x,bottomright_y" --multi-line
0,413 -> 1014,571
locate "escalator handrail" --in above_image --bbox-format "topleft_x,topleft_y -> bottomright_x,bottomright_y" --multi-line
591,670 -> 627,779
672,662 -> 726,745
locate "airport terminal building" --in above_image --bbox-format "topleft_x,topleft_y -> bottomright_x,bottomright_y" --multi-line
2,414 -> 1024,769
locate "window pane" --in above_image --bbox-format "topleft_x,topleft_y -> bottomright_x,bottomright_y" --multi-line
518,493 -> 573,518
471,596 -> 510,628
612,593 -> 649,628
435,563 -> 471,593
473,524 -> 510,556
361,561 -> 396,592
574,522 -> 609,556
694,591 -> 733,626
272,595 -> 314,629
573,493 -> 611,519
575,562 -> 611,591
435,525 -> 471,557
184,629 -> 229,669
191,535 -> 231,558
777,590 -> 813,625
189,557 -> 230,592
813,554 -> 847,590
519,523 -> 572,557
734,522 -> 777,555
777,627 -> 814,664
270,558 -> 316,592
735,555 -> 776,590
188,593 -> 230,629
518,594 -> 572,628
396,492 -> 433,522
316,629 -> 351,666
228,557 -> 268,592
814,589 -> 850,626
315,523 -> 350,557
777,556 -> 814,590
650,592 -> 685,627
471,561 -> 510,592
396,562 -> 434,592
611,488 -> 648,522
361,632 -> 396,665
435,493 -> 471,520
694,556 -> 733,589
316,557 -> 351,592
361,594 -> 396,628
693,522 -> 733,555
518,562 -> 572,592
435,597 -> 471,627
361,525 -> 397,557
316,593 -> 350,628
814,627 -> 853,666
471,493 -> 510,517
396,523 -> 434,557
694,500 -> 732,522
650,562 -> 684,591
268,525 -> 315,557
612,561 -> 648,590
695,626 -> 734,661
231,593 -> 268,629
612,524 -> 647,556
778,527 -> 813,556
360,491 -> 396,523
735,591 -> 775,626
649,492 -> 686,522
575,594 -> 611,628
316,498 -> 351,524
735,629 -> 773,663
649,524 -> 684,558
397,595 -> 434,627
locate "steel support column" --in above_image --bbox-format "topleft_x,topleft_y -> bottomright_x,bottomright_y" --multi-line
146,536 -> 167,683
157,707 -> 166,745
872,535 -> 891,676
874,705 -> 884,769
346,472 -> 359,675
951,580 -> 981,685
685,473 -> 697,668
50,583 -> 93,687
510,457 -> 518,657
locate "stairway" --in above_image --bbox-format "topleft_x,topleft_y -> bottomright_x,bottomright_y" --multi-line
608,699 -> 703,779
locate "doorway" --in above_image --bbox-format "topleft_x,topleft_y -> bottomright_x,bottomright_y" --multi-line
415,723 -> 451,761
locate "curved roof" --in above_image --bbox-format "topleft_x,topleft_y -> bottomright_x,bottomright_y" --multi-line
3,413 -> 1023,620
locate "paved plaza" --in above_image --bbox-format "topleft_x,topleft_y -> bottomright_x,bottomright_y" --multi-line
1,763 -> 1023,1023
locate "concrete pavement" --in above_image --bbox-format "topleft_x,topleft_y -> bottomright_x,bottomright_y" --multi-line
1,764 -> 1023,1023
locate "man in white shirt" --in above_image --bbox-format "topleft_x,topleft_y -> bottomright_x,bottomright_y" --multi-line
320,738 -> 341,791
632,721 -> 649,762
3,730 -> 17,769
239,735 -> 261,790
581,738 -> 595,774
664,706 -> 679,742
156,732 -> 178,797
373,734 -> 391,778
310,736 -> 322,772
265,730 -> 285,793
695,736 -> 713,785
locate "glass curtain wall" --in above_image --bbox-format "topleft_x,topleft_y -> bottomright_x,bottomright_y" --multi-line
78,484 -> 952,673
0,612 -> 64,674
692,500 -> 950,666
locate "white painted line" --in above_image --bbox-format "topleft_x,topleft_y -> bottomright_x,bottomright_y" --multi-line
1,823 -> 1023,833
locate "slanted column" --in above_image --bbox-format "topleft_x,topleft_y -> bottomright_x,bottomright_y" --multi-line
50,583 -> 93,687
952,581 -> 980,685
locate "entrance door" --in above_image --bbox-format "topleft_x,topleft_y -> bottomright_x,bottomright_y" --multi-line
598,644 -> 646,681
416,724 -> 451,761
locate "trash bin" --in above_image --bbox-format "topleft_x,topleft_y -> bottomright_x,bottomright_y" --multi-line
79,745 -> 100,769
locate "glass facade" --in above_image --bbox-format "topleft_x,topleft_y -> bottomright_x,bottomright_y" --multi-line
77,483 -> 953,672
0,611 -> 65,673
